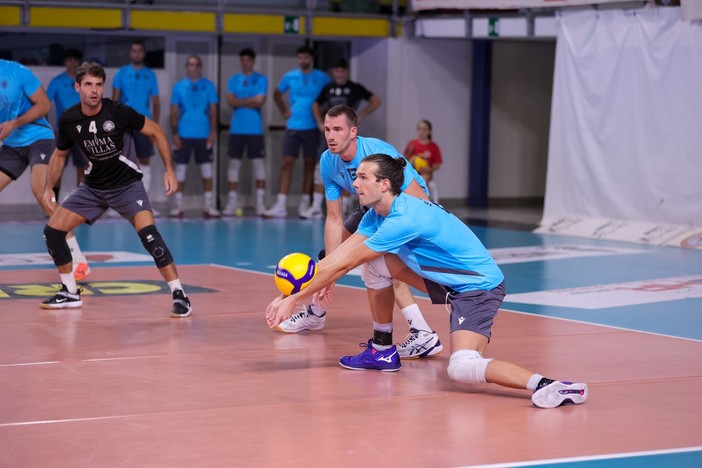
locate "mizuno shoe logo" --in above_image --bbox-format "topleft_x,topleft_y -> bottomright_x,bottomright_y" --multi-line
458,317 -> 466,325
376,351 -> 397,363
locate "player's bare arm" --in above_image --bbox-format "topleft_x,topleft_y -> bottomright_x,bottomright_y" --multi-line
151,95 -> 161,123
42,148 -> 70,214
357,95 -> 381,123
169,104 -> 181,149
273,89 -> 290,119
207,102 -> 217,147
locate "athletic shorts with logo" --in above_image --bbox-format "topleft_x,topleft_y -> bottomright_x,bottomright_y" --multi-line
61,180 -> 153,224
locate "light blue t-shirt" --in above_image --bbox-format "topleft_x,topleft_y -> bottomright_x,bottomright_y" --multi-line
112,64 -> 159,118
359,193 -> 504,292
227,71 -> 268,135
319,136 -> 428,201
46,71 -> 79,129
277,68 -> 330,130
171,77 -> 218,139
0,60 -> 54,147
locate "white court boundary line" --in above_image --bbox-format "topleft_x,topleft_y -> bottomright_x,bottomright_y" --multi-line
455,446 -> 702,467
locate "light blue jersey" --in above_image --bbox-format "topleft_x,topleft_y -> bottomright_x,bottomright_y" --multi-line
319,136 -> 428,201
359,193 -> 504,292
171,77 -> 218,139
112,64 -> 159,118
228,71 -> 268,135
0,60 -> 54,147
46,71 -> 79,129
277,68 -> 330,130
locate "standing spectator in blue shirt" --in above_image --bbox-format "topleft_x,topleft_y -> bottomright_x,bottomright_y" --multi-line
0,59 -> 90,280
224,48 -> 269,217
168,55 -> 219,219
46,49 -> 87,187
263,45 -> 331,218
113,40 -> 160,212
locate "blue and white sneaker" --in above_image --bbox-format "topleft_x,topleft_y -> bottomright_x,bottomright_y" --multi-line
532,380 -> 588,409
339,339 -> 401,372
396,328 -> 443,359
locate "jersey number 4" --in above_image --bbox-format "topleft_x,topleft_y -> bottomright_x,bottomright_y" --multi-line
89,121 -> 97,134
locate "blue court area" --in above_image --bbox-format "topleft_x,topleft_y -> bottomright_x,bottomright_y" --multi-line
2,216 -> 701,467
3,217 -> 701,343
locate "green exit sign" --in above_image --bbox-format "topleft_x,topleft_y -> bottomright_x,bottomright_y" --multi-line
488,17 -> 499,37
284,16 -> 299,34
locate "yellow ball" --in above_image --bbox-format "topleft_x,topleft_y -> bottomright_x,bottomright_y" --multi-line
274,252 -> 317,296
412,156 -> 429,172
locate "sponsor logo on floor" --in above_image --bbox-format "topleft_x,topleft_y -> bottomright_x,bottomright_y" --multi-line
0,281 -> 216,300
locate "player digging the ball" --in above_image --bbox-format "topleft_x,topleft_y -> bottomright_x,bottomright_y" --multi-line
267,153 -> 589,408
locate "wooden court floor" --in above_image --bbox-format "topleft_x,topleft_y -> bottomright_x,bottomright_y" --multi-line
1,258 -> 701,467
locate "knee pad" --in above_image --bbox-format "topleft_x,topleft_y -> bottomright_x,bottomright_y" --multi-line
252,159 -> 266,181
138,225 -> 174,268
447,350 -> 492,384
317,249 -> 326,261
43,225 -> 72,266
199,162 -> 213,179
227,159 -> 241,183
361,256 -> 393,290
175,164 -> 188,182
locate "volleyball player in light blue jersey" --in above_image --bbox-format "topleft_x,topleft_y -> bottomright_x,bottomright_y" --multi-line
47,49 -> 87,184
276,105 -> 442,361
0,59 -> 89,280
169,55 -> 219,218
224,48 -> 269,216
113,40 -> 160,204
267,153 -> 589,408
264,45 -> 331,218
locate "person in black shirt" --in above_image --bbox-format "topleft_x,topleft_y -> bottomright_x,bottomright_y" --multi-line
303,58 -> 381,220
39,62 -> 192,318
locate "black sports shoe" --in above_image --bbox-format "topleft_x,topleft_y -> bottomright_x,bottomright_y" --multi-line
40,283 -> 83,309
170,289 -> 192,318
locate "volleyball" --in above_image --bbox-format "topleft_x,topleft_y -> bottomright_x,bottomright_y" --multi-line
274,253 -> 317,296
412,156 -> 429,172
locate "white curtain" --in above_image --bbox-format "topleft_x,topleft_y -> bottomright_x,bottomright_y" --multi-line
543,7 -> 702,227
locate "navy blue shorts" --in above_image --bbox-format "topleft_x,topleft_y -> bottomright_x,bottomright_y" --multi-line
174,138 -> 213,165
282,129 -> 319,158
228,134 -> 265,159
60,180 -> 153,224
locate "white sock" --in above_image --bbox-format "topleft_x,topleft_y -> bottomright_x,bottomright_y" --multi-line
229,190 -> 238,203
167,279 -> 184,294
400,303 -> 431,332
174,192 -> 183,205
204,191 -> 214,208
527,373 -> 544,391
256,188 -> 265,203
276,193 -> 287,207
65,235 -> 85,262
312,192 -> 324,209
60,273 -> 78,294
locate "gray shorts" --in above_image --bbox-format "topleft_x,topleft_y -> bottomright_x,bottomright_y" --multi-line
424,280 -> 506,341
228,134 -> 265,159
175,138 -> 213,165
61,180 -> 153,224
0,139 -> 55,180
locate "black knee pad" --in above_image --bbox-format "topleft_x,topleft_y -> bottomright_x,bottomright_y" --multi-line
43,225 -> 72,266
138,225 -> 174,268
317,249 -> 326,261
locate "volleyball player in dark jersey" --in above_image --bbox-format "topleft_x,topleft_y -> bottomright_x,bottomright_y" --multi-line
39,62 -> 192,318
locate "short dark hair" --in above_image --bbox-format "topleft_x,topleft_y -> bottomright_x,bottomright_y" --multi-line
296,45 -> 313,56
131,40 -> 145,50
362,154 -> 407,196
239,48 -> 255,59
326,105 -> 357,128
332,58 -> 348,69
76,62 -> 106,84
64,49 -> 83,62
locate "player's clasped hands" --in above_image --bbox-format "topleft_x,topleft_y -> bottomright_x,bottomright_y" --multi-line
265,294 -> 295,328
42,189 -> 59,215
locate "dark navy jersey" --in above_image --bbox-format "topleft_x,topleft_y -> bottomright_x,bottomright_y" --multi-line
57,98 -> 146,189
